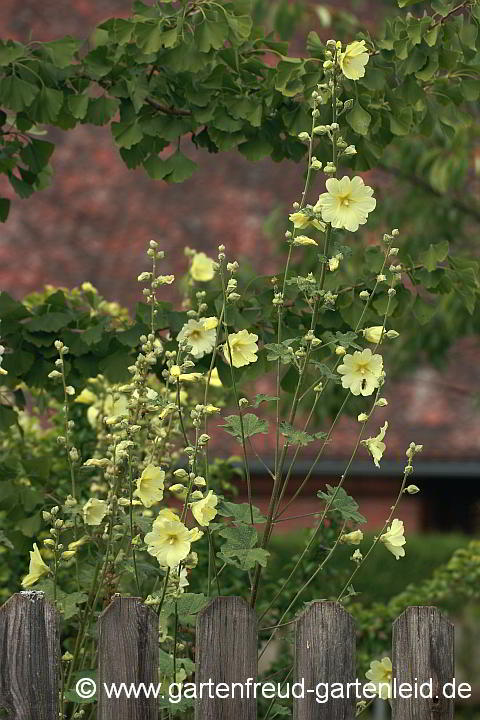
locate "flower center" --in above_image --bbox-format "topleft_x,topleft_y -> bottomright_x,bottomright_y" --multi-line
167,534 -> 178,545
355,362 -> 370,374
189,330 -> 202,340
339,193 -> 351,207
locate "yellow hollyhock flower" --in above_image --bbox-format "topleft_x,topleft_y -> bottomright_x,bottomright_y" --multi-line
75,388 -> 97,405
21,543 -> 51,588
365,657 -> 392,699
208,367 -> 222,387
202,316 -> 218,331
289,211 -> 310,229
339,40 -> 369,80
177,318 -> 216,359
158,508 -> 180,522
314,176 -> 376,232
380,519 -> 406,559
179,372 -> 203,382
363,326 -> 385,344
68,536 -> 89,550
86,392 -> 128,428
363,422 -> 388,468
135,465 -> 165,508
83,498 -> 108,526
340,529 -> 363,545
145,517 -> 193,568
190,252 -> 215,282
337,348 -> 383,396
293,235 -> 318,246
191,490 -> 219,527
189,527 -> 204,542
223,330 -> 259,368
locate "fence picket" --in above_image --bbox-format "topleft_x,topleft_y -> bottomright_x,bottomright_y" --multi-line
392,606 -> 454,720
195,596 -> 257,720
98,595 -> 158,720
0,591 -> 59,720
0,591 -> 461,720
294,601 -> 356,720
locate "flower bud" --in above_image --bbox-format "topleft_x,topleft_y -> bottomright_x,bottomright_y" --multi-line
61,550 -> 76,560
335,346 -> 346,356
406,485 -> 420,494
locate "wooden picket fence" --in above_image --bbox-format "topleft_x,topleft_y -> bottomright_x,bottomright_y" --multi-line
0,591 -> 455,719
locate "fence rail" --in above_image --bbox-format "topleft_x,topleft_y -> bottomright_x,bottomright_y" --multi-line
0,591 -> 455,720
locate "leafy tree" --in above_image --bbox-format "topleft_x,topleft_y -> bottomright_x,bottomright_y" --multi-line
0,0 -> 479,404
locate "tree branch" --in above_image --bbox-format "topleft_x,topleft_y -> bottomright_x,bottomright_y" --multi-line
145,98 -> 192,117
378,162 -> 480,224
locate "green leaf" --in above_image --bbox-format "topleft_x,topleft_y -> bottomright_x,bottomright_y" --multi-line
251,394 -> 278,408
280,421 -> 314,446
412,296 -> 437,324
163,593 -> 208,616
0,405 -> 17,431
143,154 -> 170,180
111,120 -> 143,149
163,151 -> 197,183
20,138 -> 54,173
0,529 -> 14,549
27,311 -> 71,332
68,94 -> 89,120
99,349 -> 131,382
0,198 -> 10,222
317,485 -> 367,524
239,136 -> 273,161
448,256 -> 479,314
225,13 -> 252,41
84,46 -> 112,77
0,41 -> 25,66
397,0 -> 425,7
0,291 -> 30,320
216,500 -> 266,523
420,241 -> 449,271
220,413 -> 269,441
196,17 -> 228,52
264,340 -> 295,363
346,101 -> 371,136
217,523 -> 269,570
0,76 -> 38,111
461,79 -> 480,101
86,96 -> 119,125
30,86 -> 64,123
275,60 -> 305,97
64,670 -> 96,704
135,21 -> 164,53
40,36 -> 81,68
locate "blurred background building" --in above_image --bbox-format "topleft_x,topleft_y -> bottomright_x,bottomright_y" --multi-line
1,0 -> 480,535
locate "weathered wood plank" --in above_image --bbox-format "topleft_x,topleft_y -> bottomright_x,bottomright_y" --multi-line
195,596 -> 257,720
98,595 -> 158,720
0,591 -> 59,720
392,606 -> 454,720
294,601 -> 356,720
